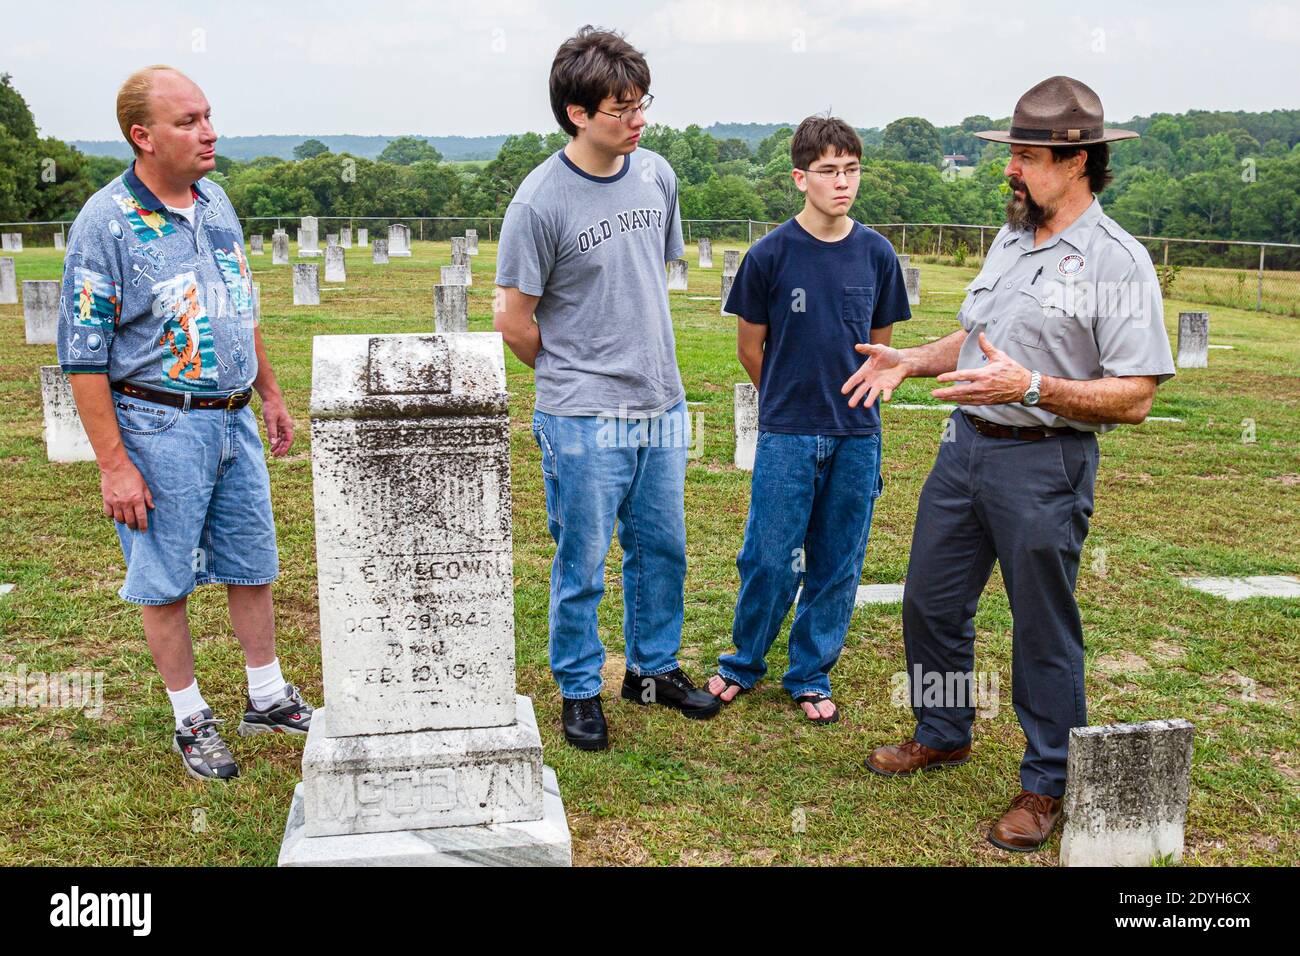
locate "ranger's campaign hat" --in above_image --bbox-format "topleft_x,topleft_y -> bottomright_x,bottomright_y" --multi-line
974,76 -> 1139,146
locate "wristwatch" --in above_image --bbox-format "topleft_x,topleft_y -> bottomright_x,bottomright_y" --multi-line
1022,370 -> 1042,406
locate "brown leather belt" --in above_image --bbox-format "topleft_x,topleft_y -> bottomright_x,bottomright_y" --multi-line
112,380 -> 253,411
962,412 -> 1079,441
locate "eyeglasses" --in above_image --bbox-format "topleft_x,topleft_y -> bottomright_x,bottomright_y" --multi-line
798,165 -> 862,181
594,94 -> 654,125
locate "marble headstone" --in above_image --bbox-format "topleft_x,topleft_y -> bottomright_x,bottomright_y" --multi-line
1176,312 -> 1209,369
372,239 -> 389,265
326,234 -> 339,248
1,233 -> 22,252
734,382 -> 758,471
698,237 -> 712,269
897,254 -> 910,270
465,229 -> 478,255
722,250 -> 740,276
272,232 -> 290,265
53,232 -> 65,251
357,228 -> 369,247
667,258 -> 688,291
450,236 -> 468,266
1060,719 -> 1194,867
341,227 -> 352,249
720,273 -> 735,316
441,264 -> 470,287
40,366 -> 95,462
249,234 -> 264,255
277,332 -> 571,866
434,285 -> 469,333
325,244 -> 347,283
23,280 -> 58,344
300,217 -> 321,257
0,257 -> 16,304
904,267 -> 920,307
293,264 -> 320,306
388,224 -> 412,257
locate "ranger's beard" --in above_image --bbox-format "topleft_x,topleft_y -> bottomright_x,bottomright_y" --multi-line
1005,176 -> 1050,231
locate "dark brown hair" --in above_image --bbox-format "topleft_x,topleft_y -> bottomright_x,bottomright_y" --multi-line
1051,142 -> 1112,193
790,116 -> 862,170
549,26 -> 650,137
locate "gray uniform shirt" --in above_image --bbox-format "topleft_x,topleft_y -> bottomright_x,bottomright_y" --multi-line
955,198 -> 1175,433
495,147 -> 685,417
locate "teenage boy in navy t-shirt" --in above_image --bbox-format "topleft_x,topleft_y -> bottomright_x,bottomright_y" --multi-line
706,116 -> 911,723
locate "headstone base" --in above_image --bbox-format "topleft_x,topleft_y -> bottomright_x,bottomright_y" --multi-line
389,251 -> 413,257
278,766 -> 572,866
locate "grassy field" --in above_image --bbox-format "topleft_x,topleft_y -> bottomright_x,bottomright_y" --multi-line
0,237 -> 1296,867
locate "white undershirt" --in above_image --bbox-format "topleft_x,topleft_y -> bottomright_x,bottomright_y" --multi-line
166,203 -> 196,228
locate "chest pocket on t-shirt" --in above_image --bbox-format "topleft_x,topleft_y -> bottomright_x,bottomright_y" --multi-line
842,286 -> 875,327
958,271 -> 1000,331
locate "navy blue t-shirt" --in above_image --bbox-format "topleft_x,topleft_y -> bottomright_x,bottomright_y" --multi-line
725,218 -> 911,435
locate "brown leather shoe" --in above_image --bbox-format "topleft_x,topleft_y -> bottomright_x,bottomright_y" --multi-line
988,790 -> 1063,852
865,738 -> 971,776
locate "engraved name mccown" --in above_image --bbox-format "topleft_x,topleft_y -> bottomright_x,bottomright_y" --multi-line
577,207 -> 666,254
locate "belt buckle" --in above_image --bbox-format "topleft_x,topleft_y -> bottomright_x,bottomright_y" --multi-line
226,391 -> 240,411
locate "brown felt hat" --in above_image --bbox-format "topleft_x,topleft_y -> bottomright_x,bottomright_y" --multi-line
974,76 -> 1139,146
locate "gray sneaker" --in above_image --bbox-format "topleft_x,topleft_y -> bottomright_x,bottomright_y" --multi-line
173,708 -> 239,781
237,683 -> 314,737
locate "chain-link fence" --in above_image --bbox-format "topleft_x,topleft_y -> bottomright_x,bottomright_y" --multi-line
240,215 -> 503,243
0,220 -> 68,250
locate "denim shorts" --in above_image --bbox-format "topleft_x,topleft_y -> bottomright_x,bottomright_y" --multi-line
112,392 -> 279,605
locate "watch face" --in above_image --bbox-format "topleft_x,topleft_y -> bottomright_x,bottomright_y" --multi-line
1024,390 -> 1040,406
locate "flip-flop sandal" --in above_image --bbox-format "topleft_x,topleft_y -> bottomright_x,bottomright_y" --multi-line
708,674 -> 748,704
794,693 -> 840,725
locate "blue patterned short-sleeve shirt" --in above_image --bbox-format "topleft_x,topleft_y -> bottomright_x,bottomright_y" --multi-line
57,162 -> 257,395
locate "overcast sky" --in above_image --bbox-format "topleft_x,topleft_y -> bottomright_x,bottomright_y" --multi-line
7,0 -> 1298,142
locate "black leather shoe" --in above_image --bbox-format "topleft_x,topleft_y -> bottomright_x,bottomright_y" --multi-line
620,668 -> 722,719
562,696 -> 609,751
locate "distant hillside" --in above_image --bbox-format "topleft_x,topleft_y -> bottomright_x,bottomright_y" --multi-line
67,134 -> 512,162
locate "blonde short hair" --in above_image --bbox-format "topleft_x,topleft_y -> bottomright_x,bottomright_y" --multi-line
116,65 -> 185,155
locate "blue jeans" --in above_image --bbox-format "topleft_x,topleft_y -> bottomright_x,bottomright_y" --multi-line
720,431 -> 883,699
531,399 -> 689,699
112,392 -> 279,605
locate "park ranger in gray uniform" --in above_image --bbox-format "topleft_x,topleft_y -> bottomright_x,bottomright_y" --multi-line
841,76 -> 1176,853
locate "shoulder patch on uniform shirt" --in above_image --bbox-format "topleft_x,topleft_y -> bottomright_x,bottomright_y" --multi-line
1058,253 -> 1085,277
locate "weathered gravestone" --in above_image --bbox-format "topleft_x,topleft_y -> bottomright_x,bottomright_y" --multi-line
277,332 -> 571,866
325,245 -> 347,283
734,382 -> 758,471
720,273 -> 736,316
0,257 -> 16,304
450,236 -> 468,265
272,233 -> 289,265
40,366 -> 95,463
1176,312 -> 1209,369
23,280 -> 58,344
904,267 -> 921,307
53,233 -> 65,251
300,217 -> 321,257
667,259 -> 688,291
1,233 -> 22,252
372,239 -> 389,265
388,224 -> 412,257
723,250 -> 740,276
698,237 -> 712,269
250,234 -> 264,255
434,285 -> 468,333
897,254 -> 910,270
1060,719 -> 1194,867
357,228 -> 369,247
441,264 -> 470,287
465,229 -> 478,255
293,264 -> 320,306
340,227 -> 352,249
326,234 -> 339,249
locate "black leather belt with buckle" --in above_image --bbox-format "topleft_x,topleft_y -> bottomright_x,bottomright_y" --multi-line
962,412 -> 1079,441
111,381 -> 253,411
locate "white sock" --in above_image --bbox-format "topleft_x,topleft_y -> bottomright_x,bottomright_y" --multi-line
167,680 -> 208,730
246,658 -> 287,711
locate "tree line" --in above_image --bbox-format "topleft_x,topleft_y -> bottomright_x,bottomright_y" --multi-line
3,73 -> 1298,249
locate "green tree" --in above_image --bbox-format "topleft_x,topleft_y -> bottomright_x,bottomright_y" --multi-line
377,136 -> 444,166
882,117 -> 942,166
293,138 -> 330,160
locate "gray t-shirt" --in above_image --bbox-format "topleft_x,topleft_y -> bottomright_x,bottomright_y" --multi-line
495,147 -> 685,417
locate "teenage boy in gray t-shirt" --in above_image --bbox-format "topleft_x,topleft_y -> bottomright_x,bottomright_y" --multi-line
494,26 -> 720,751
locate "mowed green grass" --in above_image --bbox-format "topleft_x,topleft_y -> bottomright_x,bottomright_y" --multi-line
0,237 -> 1296,867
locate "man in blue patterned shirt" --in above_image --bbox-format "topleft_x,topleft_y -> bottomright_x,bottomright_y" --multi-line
57,65 -> 314,781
